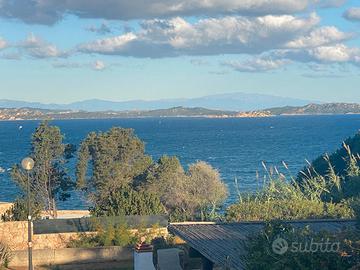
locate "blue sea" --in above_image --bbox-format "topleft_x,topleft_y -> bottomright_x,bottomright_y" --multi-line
0,115 -> 359,209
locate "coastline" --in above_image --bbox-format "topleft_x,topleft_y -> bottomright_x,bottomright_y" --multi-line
1,113 -> 360,122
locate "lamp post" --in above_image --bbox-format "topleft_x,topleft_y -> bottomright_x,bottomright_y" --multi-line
21,157 -> 35,270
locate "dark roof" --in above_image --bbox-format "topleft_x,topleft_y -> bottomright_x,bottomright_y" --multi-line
168,219 -> 357,270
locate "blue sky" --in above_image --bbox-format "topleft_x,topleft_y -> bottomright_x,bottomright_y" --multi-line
0,0 -> 360,104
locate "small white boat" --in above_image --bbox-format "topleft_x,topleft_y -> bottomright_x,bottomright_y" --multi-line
0,167 -> 5,173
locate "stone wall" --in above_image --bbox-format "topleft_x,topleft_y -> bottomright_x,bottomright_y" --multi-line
0,221 -> 28,250
0,221 -> 90,250
33,232 -> 95,250
9,246 -> 133,267
0,220 -> 168,251
0,202 -> 13,217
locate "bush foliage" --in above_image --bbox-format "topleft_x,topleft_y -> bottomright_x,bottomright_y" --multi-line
226,138 -> 360,222
1,197 -> 42,222
244,221 -> 360,270
90,185 -> 165,217
299,133 -> 360,203
67,221 -> 165,248
226,177 -> 354,222
0,242 -> 12,269
226,197 -> 353,222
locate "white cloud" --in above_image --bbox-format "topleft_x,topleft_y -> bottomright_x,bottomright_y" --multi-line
0,37 -> 7,49
222,42 -> 360,72
93,60 -> 106,70
223,58 -> 288,72
308,44 -> 360,63
0,0 -> 319,25
79,13 -> 320,58
18,33 -> 68,58
270,44 -> 360,66
343,7 -> 360,21
285,26 -> 352,49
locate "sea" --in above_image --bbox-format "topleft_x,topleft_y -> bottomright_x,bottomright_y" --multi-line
0,115 -> 359,209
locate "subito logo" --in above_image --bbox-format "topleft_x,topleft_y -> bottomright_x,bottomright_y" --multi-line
272,237 -> 289,255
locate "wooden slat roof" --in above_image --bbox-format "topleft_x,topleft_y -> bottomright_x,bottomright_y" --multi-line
168,219 -> 357,270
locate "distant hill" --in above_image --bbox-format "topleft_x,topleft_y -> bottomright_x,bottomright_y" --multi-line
0,107 -> 240,121
1,103 -> 359,121
264,103 -> 360,115
0,92 -> 315,112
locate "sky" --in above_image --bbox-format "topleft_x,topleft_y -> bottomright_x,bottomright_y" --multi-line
0,0 -> 360,104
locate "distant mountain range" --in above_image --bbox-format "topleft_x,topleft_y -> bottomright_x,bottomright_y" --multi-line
0,103 -> 359,121
0,92 -> 315,112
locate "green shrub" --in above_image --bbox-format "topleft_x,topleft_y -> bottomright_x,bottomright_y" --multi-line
1,197 -> 42,222
298,133 -> 360,182
243,221 -> 359,270
66,233 -> 98,248
99,224 -> 116,246
114,222 -> 134,247
0,242 -> 12,269
298,136 -> 360,203
226,198 -> 353,222
226,176 -> 354,222
90,185 -> 165,217
67,222 -> 163,248
347,197 -> 360,227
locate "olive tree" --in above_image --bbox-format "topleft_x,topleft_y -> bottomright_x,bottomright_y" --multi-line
187,161 -> 228,220
140,155 -> 187,209
141,157 -> 228,221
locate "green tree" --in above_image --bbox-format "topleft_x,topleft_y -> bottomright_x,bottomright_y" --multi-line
11,121 -> 75,218
139,156 -> 193,220
141,157 -> 228,221
187,161 -> 228,220
76,127 -> 152,204
90,185 -> 165,216
140,156 -> 186,204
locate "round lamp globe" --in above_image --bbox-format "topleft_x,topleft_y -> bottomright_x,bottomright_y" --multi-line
21,157 -> 35,171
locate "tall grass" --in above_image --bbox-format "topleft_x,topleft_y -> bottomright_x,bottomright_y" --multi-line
226,143 -> 359,222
